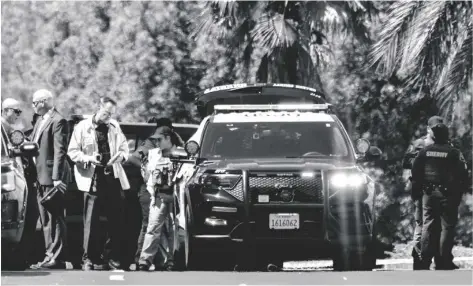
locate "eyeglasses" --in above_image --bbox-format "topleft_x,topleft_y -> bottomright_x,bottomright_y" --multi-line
32,100 -> 45,107
6,108 -> 22,115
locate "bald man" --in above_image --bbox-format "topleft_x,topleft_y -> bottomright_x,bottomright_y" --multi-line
1,98 -> 22,135
30,89 -> 71,270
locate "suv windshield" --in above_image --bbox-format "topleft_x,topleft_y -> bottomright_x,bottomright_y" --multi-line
200,121 -> 352,160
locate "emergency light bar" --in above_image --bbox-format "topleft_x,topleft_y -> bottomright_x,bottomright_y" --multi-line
214,104 -> 332,112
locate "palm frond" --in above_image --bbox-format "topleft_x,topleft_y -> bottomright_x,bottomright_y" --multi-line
436,22 -> 472,111
251,12 -> 298,50
368,0 -> 421,75
213,0 -> 238,19
305,1 -> 347,36
398,1 -> 447,76
434,20 -> 472,96
191,2 -> 234,40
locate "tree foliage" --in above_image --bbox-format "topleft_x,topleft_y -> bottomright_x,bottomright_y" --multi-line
369,0 -> 472,117
2,1 -> 471,247
194,0 -> 378,91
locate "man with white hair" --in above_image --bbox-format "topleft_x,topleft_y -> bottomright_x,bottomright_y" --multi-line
30,89 -> 71,270
1,97 -> 22,135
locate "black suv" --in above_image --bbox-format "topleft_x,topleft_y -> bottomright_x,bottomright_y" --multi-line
172,84 -> 383,271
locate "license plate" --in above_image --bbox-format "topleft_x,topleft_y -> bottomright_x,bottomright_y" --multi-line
269,213 -> 299,230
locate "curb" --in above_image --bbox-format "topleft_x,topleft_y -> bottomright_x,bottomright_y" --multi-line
284,257 -> 473,270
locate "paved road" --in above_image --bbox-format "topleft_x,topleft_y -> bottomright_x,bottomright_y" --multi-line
2,269 -> 472,285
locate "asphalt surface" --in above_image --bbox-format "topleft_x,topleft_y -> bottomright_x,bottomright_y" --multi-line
2,269 -> 473,285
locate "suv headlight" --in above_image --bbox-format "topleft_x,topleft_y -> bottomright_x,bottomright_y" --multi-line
330,172 -> 367,189
199,174 -> 241,189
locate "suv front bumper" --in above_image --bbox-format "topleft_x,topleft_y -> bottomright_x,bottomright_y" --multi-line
188,170 -> 375,253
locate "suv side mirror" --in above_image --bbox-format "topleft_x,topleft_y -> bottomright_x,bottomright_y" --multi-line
366,146 -> 383,160
8,130 -> 39,157
11,142 -> 39,158
355,139 -> 382,162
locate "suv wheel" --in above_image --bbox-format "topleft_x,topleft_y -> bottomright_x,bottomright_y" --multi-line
183,204 -> 207,270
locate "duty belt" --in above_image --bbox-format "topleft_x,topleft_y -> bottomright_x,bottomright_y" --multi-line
423,183 -> 448,196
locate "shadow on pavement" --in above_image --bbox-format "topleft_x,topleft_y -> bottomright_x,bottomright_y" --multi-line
1,271 -> 50,277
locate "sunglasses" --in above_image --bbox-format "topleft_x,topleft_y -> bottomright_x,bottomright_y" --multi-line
6,108 -> 22,115
32,100 -> 45,107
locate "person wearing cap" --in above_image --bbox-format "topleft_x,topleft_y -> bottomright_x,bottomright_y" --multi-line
402,116 -> 452,269
411,121 -> 468,270
127,117 -> 183,268
29,89 -> 71,269
68,97 -> 130,271
137,126 -> 180,271
1,98 -> 23,135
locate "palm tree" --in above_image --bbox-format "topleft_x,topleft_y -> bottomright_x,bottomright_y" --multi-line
369,0 -> 472,118
193,0 -> 377,92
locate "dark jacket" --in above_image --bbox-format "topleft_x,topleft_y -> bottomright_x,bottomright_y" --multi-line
411,143 -> 468,200
31,108 -> 71,186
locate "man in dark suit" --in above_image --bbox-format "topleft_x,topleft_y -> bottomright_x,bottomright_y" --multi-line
30,89 -> 71,269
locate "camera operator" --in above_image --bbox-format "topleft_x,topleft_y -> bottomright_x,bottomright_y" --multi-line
137,126 -> 179,271
67,97 -> 130,271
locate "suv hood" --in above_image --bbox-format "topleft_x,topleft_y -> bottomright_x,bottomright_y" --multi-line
198,158 -> 356,171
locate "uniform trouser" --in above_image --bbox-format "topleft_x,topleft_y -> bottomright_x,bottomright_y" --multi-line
413,199 -> 452,266
412,199 -> 423,259
82,171 -> 124,264
421,190 -> 459,268
138,196 -> 174,266
37,185 -> 67,263
136,185 -> 173,266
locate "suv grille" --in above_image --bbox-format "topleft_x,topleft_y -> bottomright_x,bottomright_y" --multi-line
224,179 -> 244,201
249,172 -> 323,203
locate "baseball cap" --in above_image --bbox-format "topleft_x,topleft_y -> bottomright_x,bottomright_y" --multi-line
431,123 -> 449,141
149,126 -> 173,139
427,116 -> 445,128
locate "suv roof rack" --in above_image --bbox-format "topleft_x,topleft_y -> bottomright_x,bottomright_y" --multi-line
213,104 -> 332,114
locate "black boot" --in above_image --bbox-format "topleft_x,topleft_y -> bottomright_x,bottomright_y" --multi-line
412,250 -> 423,270
436,261 -> 459,270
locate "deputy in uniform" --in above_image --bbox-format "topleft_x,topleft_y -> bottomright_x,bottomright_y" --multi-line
411,122 -> 468,270
402,116 -> 444,269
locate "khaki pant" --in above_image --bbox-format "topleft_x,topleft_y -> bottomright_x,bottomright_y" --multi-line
138,197 -> 174,266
